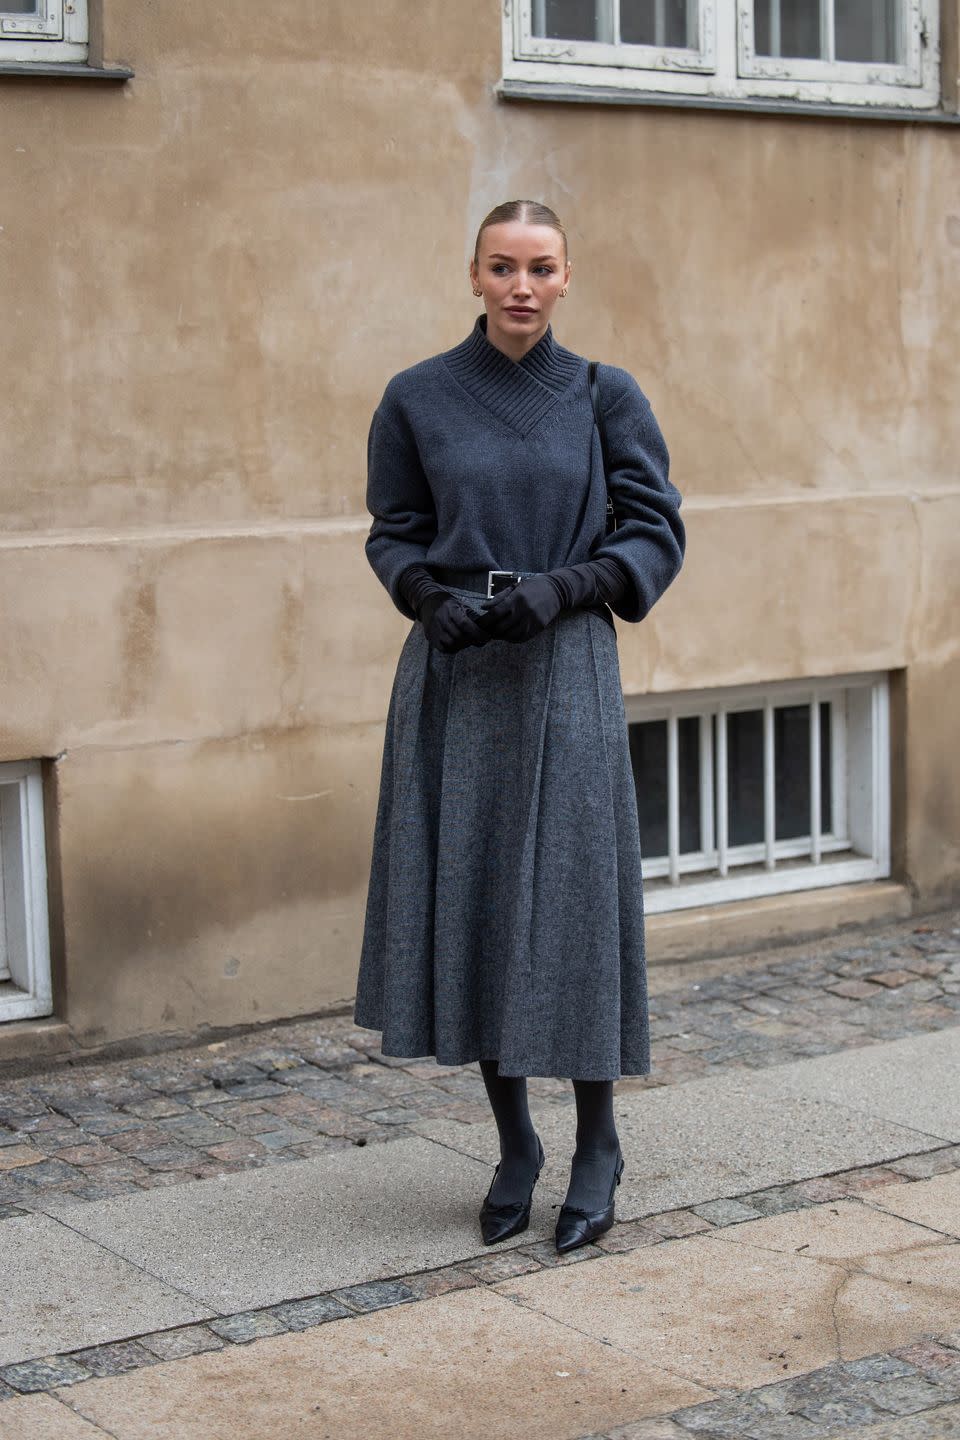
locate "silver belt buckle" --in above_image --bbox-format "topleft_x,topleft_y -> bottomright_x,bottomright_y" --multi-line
487,569 -> 523,598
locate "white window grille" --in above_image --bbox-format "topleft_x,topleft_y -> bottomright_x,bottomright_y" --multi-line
0,0 -> 88,64
0,761 -> 53,1023
626,672 -> 890,913
504,0 -> 941,110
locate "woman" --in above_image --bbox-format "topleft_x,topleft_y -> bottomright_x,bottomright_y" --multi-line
354,200 -> 685,1254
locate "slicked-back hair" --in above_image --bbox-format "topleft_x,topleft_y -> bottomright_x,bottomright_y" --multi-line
472,200 -> 568,266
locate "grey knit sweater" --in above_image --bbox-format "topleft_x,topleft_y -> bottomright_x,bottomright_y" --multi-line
365,315 -> 685,627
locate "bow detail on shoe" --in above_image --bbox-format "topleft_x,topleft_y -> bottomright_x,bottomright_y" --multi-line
555,1147 -> 625,1255
478,1136 -> 546,1245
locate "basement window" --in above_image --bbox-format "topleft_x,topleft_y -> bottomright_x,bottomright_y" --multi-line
626,672 -> 891,913
0,761 -> 53,1023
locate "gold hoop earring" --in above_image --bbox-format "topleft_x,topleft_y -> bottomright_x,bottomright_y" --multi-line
559,287 -> 568,298
472,287 -> 482,297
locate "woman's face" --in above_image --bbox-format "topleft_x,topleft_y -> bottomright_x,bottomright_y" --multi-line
470,221 -> 571,357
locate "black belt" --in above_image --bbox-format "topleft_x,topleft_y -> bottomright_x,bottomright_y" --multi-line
428,566 -> 539,598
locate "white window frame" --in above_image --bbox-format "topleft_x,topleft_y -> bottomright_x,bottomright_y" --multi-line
0,0 -> 88,64
0,761 -> 53,1024
504,0 -> 941,110
738,0 -> 923,84
519,0 -> 717,73
626,672 -> 890,914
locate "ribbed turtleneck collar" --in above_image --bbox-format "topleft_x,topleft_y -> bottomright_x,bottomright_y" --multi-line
441,313 -> 582,437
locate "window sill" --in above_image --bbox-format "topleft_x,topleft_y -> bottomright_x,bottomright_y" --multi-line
497,78 -> 960,124
0,1016 -> 69,1068
0,60 -> 133,80
646,879 -> 912,965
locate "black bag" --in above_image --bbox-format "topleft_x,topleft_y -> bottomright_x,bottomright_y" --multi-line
588,360 -> 619,536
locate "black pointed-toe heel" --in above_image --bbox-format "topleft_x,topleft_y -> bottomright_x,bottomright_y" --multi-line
479,1135 -> 545,1245
555,1146 -> 625,1255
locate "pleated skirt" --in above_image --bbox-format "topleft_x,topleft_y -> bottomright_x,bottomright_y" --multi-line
353,586 -> 650,1081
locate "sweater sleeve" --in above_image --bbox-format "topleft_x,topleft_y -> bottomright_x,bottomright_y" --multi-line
364,387 -> 439,621
586,367 -> 685,624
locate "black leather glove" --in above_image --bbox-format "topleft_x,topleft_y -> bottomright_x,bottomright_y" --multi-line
477,558 -> 633,644
421,593 -> 493,653
546,556 -> 634,613
477,574 -> 564,643
398,564 -> 492,654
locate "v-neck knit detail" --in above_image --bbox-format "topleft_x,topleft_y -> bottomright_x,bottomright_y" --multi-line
441,314 -> 582,437
364,322 -> 685,629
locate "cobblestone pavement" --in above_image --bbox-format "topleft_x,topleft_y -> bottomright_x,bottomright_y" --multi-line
0,907 -> 958,1221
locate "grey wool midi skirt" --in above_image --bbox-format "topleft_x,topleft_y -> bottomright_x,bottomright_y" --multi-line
353,586 -> 650,1082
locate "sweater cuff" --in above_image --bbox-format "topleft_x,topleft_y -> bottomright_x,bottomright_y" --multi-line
547,557 -> 634,612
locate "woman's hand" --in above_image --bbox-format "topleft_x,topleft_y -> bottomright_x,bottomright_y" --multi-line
477,575 -> 564,643
420,592 -> 493,654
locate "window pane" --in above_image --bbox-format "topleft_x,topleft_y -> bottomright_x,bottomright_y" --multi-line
1,1 -> 40,11
630,720 -> 667,857
836,0 -> 900,61
754,0 -> 823,57
726,709 -> 764,846
678,717 -> 701,850
775,705 -> 810,840
628,718 -> 701,858
820,701 -> 833,833
621,0 -> 696,48
536,0 -> 599,39
754,0 -> 900,60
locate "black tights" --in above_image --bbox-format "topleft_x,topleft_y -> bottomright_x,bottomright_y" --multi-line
479,1060 -> 621,1213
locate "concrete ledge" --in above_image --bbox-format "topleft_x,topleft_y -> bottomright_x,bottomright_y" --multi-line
646,881 -> 913,966
497,79 -> 960,125
0,62 -> 133,80
0,1017 -> 73,1066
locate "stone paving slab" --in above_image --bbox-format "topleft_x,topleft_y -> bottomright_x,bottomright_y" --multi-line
53,1287 -> 711,1440
42,1137 -> 538,1317
493,1202 -> 960,1395
867,1171 -> 960,1238
0,1214 -> 215,1369
414,1062 -> 946,1221
712,1196 -> 952,1262
0,1393 -> 109,1438
709,1205 -> 960,1363
752,1026 -> 960,1141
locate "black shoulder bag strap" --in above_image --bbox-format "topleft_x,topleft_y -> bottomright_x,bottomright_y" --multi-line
588,360 -> 618,534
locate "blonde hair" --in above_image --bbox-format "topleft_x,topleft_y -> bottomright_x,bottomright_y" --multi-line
472,200 -> 568,266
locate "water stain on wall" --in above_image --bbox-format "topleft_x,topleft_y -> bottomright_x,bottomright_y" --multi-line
119,569 -> 159,716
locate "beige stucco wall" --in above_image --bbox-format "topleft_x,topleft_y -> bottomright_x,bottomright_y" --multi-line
1,1 -> 958,1048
